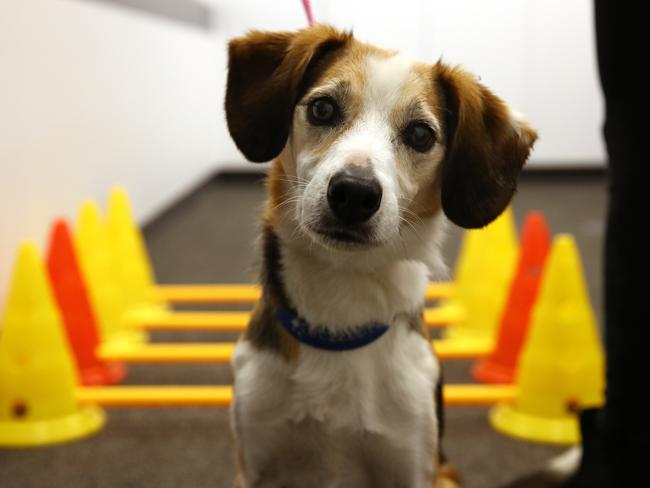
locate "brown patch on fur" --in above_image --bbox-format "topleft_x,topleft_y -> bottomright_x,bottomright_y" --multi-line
407,310 -> 429,338
265,159 -> 291,226
434,463 -> 463,488
433,63 -> 538,228
226,25 -> 352,162
410,165 -> 444,219
242,220 -> 299,362
400,62 -> 449,220
346,152 -> 372,168
232,462 -> 244,488
249,161 -> 300,361
232,473 -> 243,488
244,300 -> 299,362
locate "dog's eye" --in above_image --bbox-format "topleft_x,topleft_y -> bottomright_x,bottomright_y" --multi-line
404,122 -> 436,152
307,97 -> 339,126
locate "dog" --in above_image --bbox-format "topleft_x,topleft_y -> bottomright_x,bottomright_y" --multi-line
224,25 -> 537,488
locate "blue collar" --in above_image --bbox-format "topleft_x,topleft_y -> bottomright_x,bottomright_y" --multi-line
275,306 -> 390,352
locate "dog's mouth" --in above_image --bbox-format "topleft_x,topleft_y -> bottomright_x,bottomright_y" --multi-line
306,222 -> 380,250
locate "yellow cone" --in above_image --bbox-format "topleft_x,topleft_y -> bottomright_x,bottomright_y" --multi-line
107,187 -> 167,324
75,201 -> 146,350
446,207 -> 518,346
490,234 -> 605,445
107,187 -> 156,308
0,243 -> 105,447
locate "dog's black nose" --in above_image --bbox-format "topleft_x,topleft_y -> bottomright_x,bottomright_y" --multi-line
327,168 -> 382,225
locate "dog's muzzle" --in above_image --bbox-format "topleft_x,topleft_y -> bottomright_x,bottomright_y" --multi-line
326,166 -> 382,225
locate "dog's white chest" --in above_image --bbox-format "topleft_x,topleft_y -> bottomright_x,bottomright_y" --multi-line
231,319 -> 440,487
287,320 -> 438,434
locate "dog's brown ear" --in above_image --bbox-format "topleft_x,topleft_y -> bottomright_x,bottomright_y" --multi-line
225,25 -> 352,163
434,63 -> 537,229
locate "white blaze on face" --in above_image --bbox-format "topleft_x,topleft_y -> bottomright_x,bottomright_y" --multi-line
365,53 -> 415,117
310,54 -> 416,239
336,53 -> 416,164
356,53 -> 417,221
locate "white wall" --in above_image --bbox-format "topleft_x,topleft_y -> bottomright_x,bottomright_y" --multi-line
0,0 -> 229,310
0,0 -> 605,309
522,1 -> 605,165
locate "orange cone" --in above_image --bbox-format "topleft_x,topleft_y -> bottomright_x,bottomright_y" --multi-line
46,219 -> 126,386
472,212 -> 551,384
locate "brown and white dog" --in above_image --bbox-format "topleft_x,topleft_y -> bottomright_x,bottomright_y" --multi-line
225,25 -> 537,488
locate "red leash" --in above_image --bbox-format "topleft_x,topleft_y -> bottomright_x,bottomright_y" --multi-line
301,0 -> 315,26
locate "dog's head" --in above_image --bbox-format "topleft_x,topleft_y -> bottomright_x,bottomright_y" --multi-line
225,25 -> 536,251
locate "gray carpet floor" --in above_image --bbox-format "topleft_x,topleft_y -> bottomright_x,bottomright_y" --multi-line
0,170 -> 607,488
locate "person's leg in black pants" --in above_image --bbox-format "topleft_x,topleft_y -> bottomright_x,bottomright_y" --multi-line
568,2 -> 650,486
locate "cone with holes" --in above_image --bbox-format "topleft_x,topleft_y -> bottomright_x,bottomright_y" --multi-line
46,219 -> 126,385
490,235 -> 605,445
0,243 -> 105,447
106,187 -> 167,325
446,207 -> 518,347
472,212 -> 551,384
75,201 -> 146,351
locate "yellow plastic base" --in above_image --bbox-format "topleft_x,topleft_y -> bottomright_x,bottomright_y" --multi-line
0,405 -> 105,448
490,403 -> 580,445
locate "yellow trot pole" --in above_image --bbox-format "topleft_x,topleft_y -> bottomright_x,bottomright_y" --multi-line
129,303 -> 465,331
152,282 -> 456,305
98,338 -> 492,363
76,384 -> 515,408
